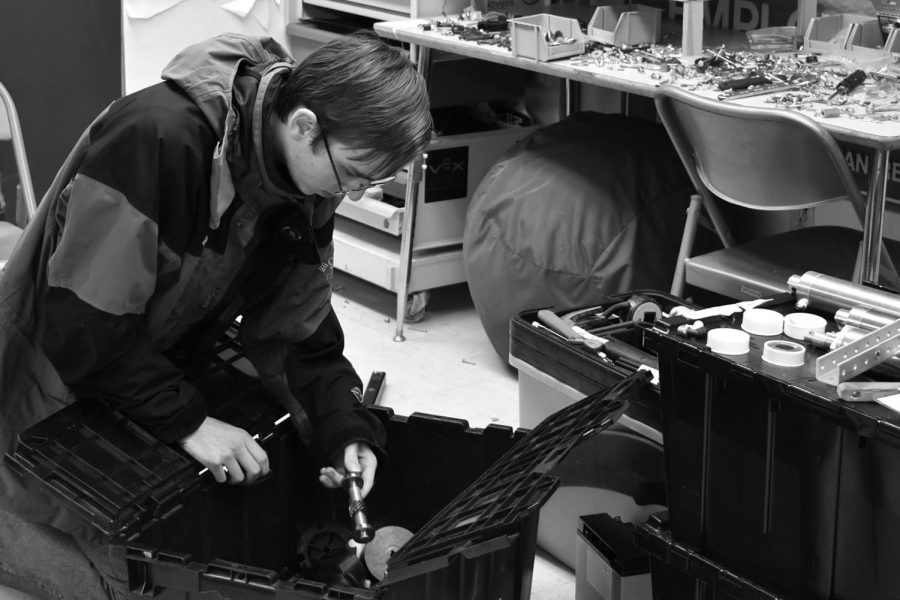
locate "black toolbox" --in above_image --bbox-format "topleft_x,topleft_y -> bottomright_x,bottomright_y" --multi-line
509,290 -> 691,432
643,297 -> 900,600
5,346 -> 651,599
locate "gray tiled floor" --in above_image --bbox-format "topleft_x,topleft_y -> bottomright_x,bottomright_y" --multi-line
331,271 -> 578,600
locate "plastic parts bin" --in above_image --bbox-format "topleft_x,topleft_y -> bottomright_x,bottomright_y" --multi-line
575,513 -> 651,600
586,5 -> 662,46
509,14 -> 585,62
643,297 -> 900,600
6,352 -> 651,599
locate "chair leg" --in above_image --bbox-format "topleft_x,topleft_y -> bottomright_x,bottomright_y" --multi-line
852,239 -> 900,289
671,194 -> 703,297
699,192 -> 736,248
879,244 -> 900,289
852,240 -> 863,284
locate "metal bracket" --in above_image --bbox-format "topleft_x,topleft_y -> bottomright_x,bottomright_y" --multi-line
816,316 -> 900,385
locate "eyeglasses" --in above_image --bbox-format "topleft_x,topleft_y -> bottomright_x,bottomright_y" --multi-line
322,130 -> 396,197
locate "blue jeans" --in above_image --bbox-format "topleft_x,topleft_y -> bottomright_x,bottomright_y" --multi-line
0,503 -> 128,600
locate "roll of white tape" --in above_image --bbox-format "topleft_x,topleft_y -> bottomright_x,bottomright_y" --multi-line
707,328 -> 750,355
782,312 -> 827,341
741,308 -> 784,336
762,340 -> 806,367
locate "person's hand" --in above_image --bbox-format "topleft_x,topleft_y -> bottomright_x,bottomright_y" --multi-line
318,442 -> 378,497
179,416 -> 270,484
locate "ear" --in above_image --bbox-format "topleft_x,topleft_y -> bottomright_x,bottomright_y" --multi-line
286,108 -> 318,140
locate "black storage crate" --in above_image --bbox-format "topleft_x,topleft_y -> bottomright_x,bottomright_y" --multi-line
635,518 -> 786,600
6,356 -> 649,599
643,306 -> 900,600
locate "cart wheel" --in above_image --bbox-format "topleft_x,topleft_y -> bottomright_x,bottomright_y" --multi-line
405,291 -> 430,323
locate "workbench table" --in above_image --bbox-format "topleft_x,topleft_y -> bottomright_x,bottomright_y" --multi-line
375,17 -> 900,286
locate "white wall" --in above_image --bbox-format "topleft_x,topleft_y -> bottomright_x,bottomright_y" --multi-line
122,0 -> 291,94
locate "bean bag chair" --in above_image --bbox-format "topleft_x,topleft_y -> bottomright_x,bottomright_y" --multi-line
463,111 -> 693,361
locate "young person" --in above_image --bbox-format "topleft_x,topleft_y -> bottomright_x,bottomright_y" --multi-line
0,31 -> 432,599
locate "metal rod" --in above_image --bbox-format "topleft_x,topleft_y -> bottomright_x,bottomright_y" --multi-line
789,271 -> 900,317
834,306 -> 895,331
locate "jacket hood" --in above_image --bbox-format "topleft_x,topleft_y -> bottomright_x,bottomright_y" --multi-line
161,33 -> 293,138
160,34 -> 295,230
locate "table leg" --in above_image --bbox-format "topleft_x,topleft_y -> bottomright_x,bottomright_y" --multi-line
393,45 -> 431,342
393,154 -> 425,342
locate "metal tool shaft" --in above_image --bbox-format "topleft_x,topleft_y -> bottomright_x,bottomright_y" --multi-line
343,472 -> 375,544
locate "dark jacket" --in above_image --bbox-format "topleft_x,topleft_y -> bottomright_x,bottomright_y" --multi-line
0,34 -> 385,540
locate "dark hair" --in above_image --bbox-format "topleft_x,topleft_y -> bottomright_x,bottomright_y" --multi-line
274,30 -> 432,178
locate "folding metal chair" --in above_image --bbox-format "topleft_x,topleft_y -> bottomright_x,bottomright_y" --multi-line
0,80 -> 36,272
655,83 -> 899,300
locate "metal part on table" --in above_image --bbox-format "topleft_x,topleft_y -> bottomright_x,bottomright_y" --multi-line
789,271 -> 900,320
836,381 -> 900,402
720,78 -> 815,101
827,69 -> 867,103
815,316 -> 900,385
835,306 -> 896,331
784,271 -> 900,384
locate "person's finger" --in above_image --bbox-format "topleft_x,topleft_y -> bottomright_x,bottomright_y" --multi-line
343,444 -> 362,473
246,440 -> 270,476
222,457 -> 244,484
359,458 -> 376,498
235,446 -> 261,483
318,466 -> 343,488
210,463 -> 228,484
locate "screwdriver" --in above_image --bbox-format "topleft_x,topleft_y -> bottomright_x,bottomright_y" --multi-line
827,69 -> 867,103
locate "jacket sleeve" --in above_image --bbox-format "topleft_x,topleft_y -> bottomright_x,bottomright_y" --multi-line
282,308 -> 387,465
239,217 -> 387,466
39,85 -> 216,443
41,287 -> 208,443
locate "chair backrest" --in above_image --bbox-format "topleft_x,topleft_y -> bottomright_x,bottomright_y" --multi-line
0,81 -> 36,222
654,84 -> 865,218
